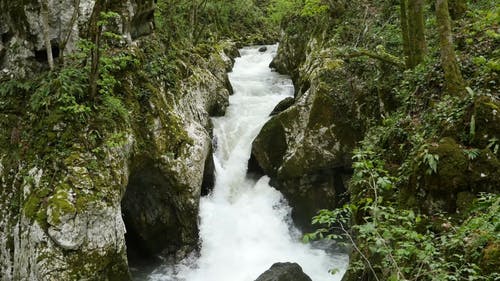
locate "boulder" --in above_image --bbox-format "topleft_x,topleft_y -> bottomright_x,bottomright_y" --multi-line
253,33 -> 376,230
270,97 -> 295,116
259,46 -> 268,52
471,96 -> 500,148
251,81 -> 357,230
400,137 -> 500,214
255,262 -> 312,281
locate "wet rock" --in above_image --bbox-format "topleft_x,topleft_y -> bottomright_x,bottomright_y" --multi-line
253,24 -> 368,230
259,46 -> 268,52
252,84 -> 356,229
270,97 -> 294,116
254,262 -> 312,281
269,18 -> 310,82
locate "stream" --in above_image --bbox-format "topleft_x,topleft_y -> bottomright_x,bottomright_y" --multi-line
138,45 -> 347,281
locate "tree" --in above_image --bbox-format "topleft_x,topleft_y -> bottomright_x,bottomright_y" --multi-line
41,0 -> 54,70
88,0 -> 107,99
436,0 -> 465,95
59,0 -> 81,64
400,0 -> 427,68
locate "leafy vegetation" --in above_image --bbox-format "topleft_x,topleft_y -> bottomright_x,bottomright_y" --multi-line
307,193 -> 500,281
0,0 -> 498,279
271,0 -> 500,279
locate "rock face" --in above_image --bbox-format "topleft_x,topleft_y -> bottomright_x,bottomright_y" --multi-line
270,97 -> 294,116
121,43 -> 237,263
0,0 -> 155,79
0,2 -> 238,280
254,262 -> 313,281
252,26 -> 374,230
0,46 -> 236,279
401,135 -> 500,214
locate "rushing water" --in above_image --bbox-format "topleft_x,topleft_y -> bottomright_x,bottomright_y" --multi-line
141,45 -> 347,281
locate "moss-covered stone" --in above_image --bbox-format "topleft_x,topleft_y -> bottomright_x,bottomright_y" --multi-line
0,31 -> 239,279
66,248 -> 131,281
251,114 -> 289,178
456,191 -> 476,213
472,96 -> 500,148
481,242 -> 500,274
424,137 -> 468,191
270,97 -> 294,116
468,149 -> 500,193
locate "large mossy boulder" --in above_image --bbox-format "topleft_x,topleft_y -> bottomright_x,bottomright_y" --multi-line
269,17 -> 310,82
252,21 -> 391,230
471,96 -> 500,147
251,78 -> 359,230
481,242 -> 500,274
402,137 -> 500,214
423,138 -> 469,192
254,262 -> 312,281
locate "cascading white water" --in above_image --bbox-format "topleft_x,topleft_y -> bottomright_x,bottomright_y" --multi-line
146,45 -> 347,281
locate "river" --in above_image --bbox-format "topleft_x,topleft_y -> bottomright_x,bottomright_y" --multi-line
140,44 -> 347,281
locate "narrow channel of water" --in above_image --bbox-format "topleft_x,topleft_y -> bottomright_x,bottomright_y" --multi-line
144,45 -> 347,281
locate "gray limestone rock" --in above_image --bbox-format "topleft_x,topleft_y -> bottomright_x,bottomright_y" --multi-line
0,25 -> 237,281
252,31 -> 362,231
0,0 -> 155,79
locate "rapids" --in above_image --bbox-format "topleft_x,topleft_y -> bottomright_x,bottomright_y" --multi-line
141,44 -> 347,281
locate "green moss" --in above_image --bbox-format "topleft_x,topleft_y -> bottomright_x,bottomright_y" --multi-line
481,242 -> 500,274
47,184 -> 76,225
67,248 -> 130,281
22,186 -> 51,228
456,192 -> 476,214
472,96 -> 500,147
252,113 -> 290,177
425,137 -> 468,191
307,90 -> 335,129
23,194 -> 41,219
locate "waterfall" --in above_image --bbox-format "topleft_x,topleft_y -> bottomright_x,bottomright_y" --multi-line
145,45 -> 347,281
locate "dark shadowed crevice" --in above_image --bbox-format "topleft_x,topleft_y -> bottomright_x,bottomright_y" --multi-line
130,8 -> 155,40
247,153 -> 265,178
201,149 -> 215,196
1,32 -> 13,44
121,159 -> 182,267
34,42 -> 60,63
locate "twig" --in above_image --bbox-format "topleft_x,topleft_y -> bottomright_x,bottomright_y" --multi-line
340,223 -> 381,281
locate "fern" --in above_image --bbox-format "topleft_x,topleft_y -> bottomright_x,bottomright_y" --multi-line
463,148 -> 481,160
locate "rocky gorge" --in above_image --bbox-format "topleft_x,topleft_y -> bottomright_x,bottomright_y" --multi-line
1,0 -> 499,280
0,1 -> 239,280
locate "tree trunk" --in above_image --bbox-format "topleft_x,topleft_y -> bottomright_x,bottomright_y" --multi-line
399,0 -> 411,67
407,0 -> 426,68
190,1 -> 196,40
436,0 -> 465,95
41,0 -> 54,70
60,0 -> 81,65
89,0 -> 105,99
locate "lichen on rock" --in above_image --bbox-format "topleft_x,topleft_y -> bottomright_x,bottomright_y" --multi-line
0,2 -> 239,278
